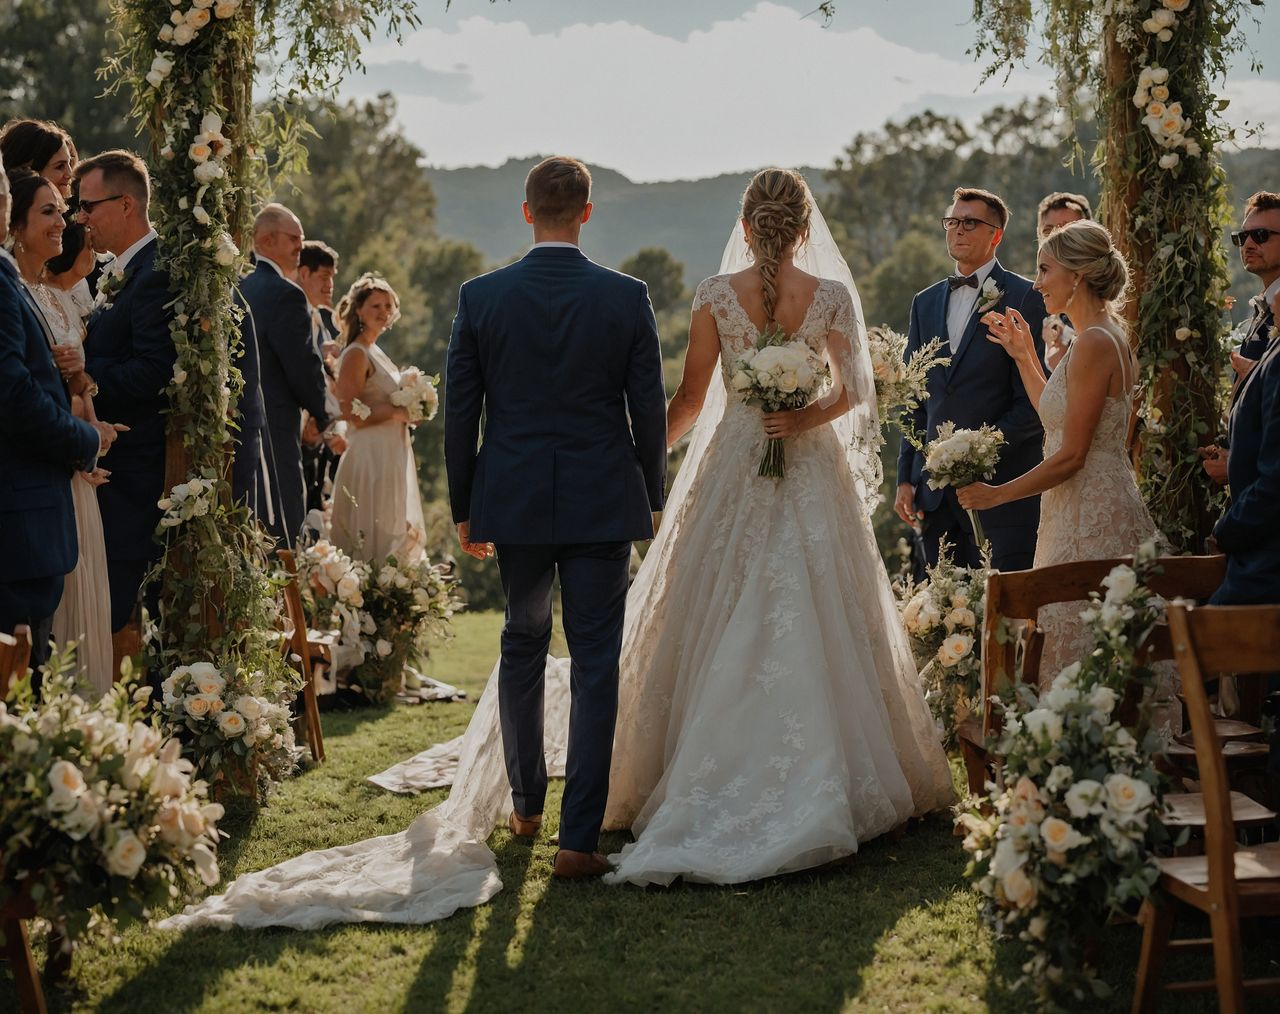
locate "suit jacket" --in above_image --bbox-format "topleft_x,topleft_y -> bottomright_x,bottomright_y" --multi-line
896,260 -> 1047,531
1213,334 -> 1280,604
445,246 -> 667,544
1237,295 -> 1275,365
0,255 -> 100,582
84,238 -> 176,562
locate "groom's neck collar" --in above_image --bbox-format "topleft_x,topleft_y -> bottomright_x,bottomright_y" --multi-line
954,255 -> 998,281
530,240 -> 581,251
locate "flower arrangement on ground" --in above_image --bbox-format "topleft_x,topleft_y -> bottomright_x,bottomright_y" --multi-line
730,323 -> 828,477
959,542 -> 1178,1008
0,658 -> 224,947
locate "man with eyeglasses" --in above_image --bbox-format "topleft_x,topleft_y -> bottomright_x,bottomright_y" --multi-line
1200,190 -> 1280,485
73,150 -> 176,639
895,186 -> 1046,577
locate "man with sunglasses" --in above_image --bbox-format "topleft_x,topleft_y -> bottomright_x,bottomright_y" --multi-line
1200,191 -> 1280,485
895,186 -> 1046,577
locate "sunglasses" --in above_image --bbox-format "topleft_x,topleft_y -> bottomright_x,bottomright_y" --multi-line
77,193 -> 125,215
1231,227 -> 1279,247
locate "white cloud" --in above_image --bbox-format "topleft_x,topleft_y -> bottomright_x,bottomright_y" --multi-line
344,2 -> 1275,180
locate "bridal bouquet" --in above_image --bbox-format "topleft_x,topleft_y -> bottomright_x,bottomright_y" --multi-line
867,327 -> 949,441
900,545 -> 990,745
389,367 -> 440,424
730,323 -> 828,478
923,421 -> 1005,547
0,661 -> 224,947
158,660 -> 298,790
959,543 -> 1176,1008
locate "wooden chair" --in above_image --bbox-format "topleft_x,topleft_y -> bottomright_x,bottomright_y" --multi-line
0,625 -> 31,698
277,550 -> 327,764
1132,602 -> 1280,1013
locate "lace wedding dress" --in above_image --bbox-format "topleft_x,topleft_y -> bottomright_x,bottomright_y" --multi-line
1032,324 -> 1165,684
160,200 -> 952,931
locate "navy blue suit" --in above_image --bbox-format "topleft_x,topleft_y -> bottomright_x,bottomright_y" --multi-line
897,261 -> 1047,573
84,238 -> 176,631
230,286 -> 269,520
0,254 -> 100,663
1212,335 -> 1280,604
445,246 -> 667,852
239,260 -> 329,545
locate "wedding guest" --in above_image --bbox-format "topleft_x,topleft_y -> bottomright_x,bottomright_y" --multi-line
74,150 -> 176,634
297,240 -> 346,514
0,168 -> 110,670
330,273 -> 424,563
1200,191 -> 1280,485
895,186 -> 1046,575
0,119 -> 75,200
1036,192 -> 1092,371
242,203 -> 330,545
11,176 -> 115,689
1211,284 -> 1280,605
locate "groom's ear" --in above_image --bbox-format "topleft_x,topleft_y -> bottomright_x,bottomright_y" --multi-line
522,201 -> 535,225
580,202 -> 593,225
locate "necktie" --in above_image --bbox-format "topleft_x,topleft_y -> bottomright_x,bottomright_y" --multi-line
948,273 -> 979,291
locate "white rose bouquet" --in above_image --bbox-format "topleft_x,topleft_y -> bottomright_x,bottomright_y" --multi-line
923,420 -> 1005,547
899,543 -> 989,744
959,542 -> 1177,1008
294,538 -> 375,672
0,660 -> 224,948
389,367 -> 440,424
157,475 -> 218,529
867,327 -> 949,440
730,323 -> 828,478
158,660 -> 297,790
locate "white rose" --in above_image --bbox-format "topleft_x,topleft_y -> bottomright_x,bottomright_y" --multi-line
233,695 -> 263,720
194,160 -> 224,184
730,370 -> 752,392
375,638 -> 394,658
173,22 -> 195,44
192,842 -> 220,886
990,835 -> 1027,879
1045,764 -> 1074,794
1184,140 -> 1202,158
1022,708 -> 1063,743
105,829 -> 147,878
156,802 -> 186,845
193,673 -> 225,697
186,7 -> 212,29
193,0 -> 215,8
151,761 -> 188,799
214,0 -> 239,16
1028,915 -> 1049,940
1039,816 -> 1085,854
1043,682 -> 1079,712
47,760 -> 87,811
158,24 -> 175,42
214,233 -> 239,266
146,70 -> 165,88
217,711 -> 247,737
944,606 -> 976,631
184,694 -> 212,718
1105,773 -> 1154,816
170,9 -> 185,24
1150,66 -> 1170,84
950,591 -> 970,609
1088,685 -> 1118,716
936,632 -> 974,667
1174,326 -> 1192,341
1102,565 -> 1138,601
1001,866 -> 1036,910
173,366 -> 188,385
200,111 -> 223,136
62,790 -> 101,840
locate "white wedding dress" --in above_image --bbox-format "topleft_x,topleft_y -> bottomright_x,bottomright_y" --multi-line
160,199 -> 953,930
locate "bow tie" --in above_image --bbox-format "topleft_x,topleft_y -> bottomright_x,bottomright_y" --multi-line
948,273 -> 979,291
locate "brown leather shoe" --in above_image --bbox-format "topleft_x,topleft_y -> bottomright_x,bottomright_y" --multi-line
552,849 -> 611,879
507,811 -> 542,838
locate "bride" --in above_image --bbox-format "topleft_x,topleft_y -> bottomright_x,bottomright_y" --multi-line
161,169 -> 952,929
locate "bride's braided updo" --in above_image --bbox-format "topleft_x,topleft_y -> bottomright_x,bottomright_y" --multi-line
1040,219 -> 1130,309
741,168 -> 811,325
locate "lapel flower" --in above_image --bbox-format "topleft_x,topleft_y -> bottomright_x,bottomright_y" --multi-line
94,262 -> 131,312
977,277 -> 1004,315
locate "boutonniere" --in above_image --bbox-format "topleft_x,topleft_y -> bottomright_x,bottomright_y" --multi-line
94,262 -> 131,311
976,277 -> 1004,315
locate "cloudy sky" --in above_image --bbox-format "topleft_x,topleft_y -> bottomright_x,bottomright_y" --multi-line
340,0 -> 1279,182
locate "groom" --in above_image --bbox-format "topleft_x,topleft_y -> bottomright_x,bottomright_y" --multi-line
445,156 -> 668,878
895,187 -> 1047,574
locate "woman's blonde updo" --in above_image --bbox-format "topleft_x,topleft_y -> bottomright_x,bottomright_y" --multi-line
741,168 -> 811,325
1040,219 -> 1130,309
334,272 -> 401,345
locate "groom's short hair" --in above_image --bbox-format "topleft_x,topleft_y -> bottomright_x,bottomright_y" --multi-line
525,156 -> 591,228
74,149 -> 150,209
952,186 -> 1009,230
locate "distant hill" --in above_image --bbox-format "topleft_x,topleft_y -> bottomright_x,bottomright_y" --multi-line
425,151 -> 1275,288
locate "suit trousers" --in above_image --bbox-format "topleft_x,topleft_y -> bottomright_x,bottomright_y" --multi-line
0,575 -> 62,670
918,491 -> 1036,579
494,540 -> 631,853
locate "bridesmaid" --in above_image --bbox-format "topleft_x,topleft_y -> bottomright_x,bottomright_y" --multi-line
330,273 -> 426,564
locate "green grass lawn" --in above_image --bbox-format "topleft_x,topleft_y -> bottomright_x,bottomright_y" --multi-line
3,611 -> 1275,1013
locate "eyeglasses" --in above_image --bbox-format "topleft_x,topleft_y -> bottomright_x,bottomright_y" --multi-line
77,194 -> 125,215
942,216 -> 999,233
1232,227 -> 1279,247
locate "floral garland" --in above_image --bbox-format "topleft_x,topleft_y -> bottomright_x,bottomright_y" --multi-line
970,0 -> 1255,549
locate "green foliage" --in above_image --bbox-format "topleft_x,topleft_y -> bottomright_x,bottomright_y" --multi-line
861,230 -> 954,331
620,247 -> 689,313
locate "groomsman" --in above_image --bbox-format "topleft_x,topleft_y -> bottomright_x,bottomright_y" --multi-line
1200,190 -> 1280,485
895,186 -> 1047,575
296,240 -> 345,514
241,204 -> 330,545
1037,192 -> 1092,371
75,151 -> 176,633
1,168 -> 112,666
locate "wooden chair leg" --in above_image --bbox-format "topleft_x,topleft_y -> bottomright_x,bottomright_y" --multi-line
2,916 -> 48,1014
960,738 -> 988,796
110,621 -> 142,683
1209,907 -> 1246,1014
303,667 -> 324,763
1131,897 -> 1174,1014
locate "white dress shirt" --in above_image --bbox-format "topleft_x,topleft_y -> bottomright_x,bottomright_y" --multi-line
945,256 -> 997,353
112,228 -> 159,274
530,241 -> 580,251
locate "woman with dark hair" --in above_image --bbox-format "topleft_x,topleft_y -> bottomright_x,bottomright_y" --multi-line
0,119 -> 75,199
6,169 -> 115,691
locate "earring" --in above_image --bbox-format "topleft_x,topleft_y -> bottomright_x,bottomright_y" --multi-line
1069,276 -> 1080,303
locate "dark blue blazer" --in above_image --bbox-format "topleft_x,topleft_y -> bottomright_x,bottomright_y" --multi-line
896,260 -> 1047,532
231,285 -> 266,433
1213,336 -> 1280,604
445,247 -> 667,544
0,256 -> 100,582
84,238 -> 176,562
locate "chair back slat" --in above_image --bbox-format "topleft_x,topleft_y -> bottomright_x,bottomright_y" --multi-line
0,626 -> 33,699
1166,602 -> 1280,928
